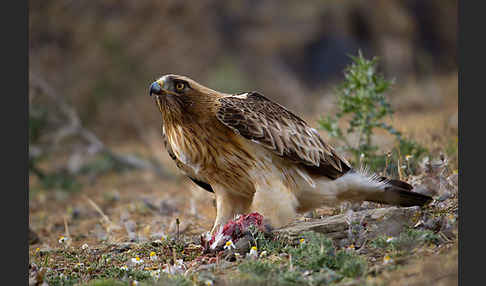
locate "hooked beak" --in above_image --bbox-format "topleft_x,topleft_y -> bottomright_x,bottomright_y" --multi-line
149,81 -> 162,96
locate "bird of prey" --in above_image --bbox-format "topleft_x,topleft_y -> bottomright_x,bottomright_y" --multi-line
149,74 -> 432,233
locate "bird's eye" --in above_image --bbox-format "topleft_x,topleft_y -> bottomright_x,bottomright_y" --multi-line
175,82 -> 185,92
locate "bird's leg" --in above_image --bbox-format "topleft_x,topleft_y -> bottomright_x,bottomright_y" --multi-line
211,190 -> 251,235
250,181 -> 298,229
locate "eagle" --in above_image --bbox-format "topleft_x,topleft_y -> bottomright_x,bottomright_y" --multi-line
149,74 -> 432,233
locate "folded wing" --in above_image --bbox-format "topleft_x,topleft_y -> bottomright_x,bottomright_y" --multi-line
216,92 -> 351,180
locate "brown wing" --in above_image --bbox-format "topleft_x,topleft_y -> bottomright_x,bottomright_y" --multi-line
216,92 -> 351,180
161,125 -> 214,193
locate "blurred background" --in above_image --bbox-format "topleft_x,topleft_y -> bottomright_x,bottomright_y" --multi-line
29,0 -> 457,246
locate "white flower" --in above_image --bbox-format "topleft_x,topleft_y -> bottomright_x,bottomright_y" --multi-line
259,250 -> 268,258
131,256 -> 144,265
383,255 -> 393,264
247,246 -> 258,259
120,265 -> 128,271
58,236 -> 69,244
81,243 -> 89,250
224,240 -> 236,250
149,251 -> 158,261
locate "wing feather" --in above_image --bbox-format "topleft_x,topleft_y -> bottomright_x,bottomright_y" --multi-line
216,92 -> 351,179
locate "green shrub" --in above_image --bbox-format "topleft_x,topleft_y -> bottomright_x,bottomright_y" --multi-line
319,51 -> 427,174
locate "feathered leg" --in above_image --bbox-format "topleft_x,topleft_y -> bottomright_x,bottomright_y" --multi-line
250,179 -> 298,229
211,188 -> 251,234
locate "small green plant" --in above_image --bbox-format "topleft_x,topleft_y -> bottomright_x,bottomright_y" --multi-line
370,228 -> 440,255
237,232 -> 367,285
319,51 -> 427,174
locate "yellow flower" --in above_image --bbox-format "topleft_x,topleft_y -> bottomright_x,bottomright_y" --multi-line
383,255 -> 393,264
299,238 -> 305,244
150,251 -> 156,257
35,247 -> 40,254
405,154 -> 412,161
453,169 -> 458,175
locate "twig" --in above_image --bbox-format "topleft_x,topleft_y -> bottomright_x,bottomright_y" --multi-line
84,196 -> 111,225
63,216 -> 71,238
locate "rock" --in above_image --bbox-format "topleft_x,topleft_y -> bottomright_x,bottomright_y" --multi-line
273,207 -> 421,244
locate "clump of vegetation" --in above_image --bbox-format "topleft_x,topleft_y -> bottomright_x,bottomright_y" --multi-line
236,231 -> 367,285
319,51 -> 427,175
370,228 -> 440,255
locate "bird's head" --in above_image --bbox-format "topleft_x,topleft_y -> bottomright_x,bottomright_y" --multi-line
149,74 -> 223,121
